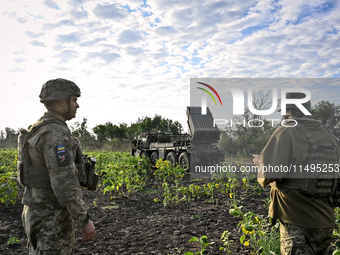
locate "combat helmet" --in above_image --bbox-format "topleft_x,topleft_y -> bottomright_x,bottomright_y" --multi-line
278,92 -> 312,114
39,78 -> 81,102
40,78 -> 80,120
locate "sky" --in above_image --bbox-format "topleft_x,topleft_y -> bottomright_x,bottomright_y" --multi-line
1,0 -> 340,134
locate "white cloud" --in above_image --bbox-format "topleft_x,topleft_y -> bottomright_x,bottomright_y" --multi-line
57,32 -> 82,43
124,46 -> 144,56
54,50 -> 79,63
9,68 -> 26,72
0,0 -> 339,133
117,29 -> 144,44
86,49 -> 121,64
120,0 -> 143,10
93,3 -> 128,21
43,0 -> 58,9
30,40 -> 46,47
79,38 -> 107,47
70,9 -> 89,19
25,31 -> 45,38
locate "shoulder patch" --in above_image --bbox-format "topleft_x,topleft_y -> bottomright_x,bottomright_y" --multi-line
56,145 -> 70,167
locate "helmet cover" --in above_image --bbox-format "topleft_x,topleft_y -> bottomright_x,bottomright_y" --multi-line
39,78 -> 81,102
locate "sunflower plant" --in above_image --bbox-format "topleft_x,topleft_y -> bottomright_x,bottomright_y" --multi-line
238,212 -> 280,254
154,159 -> 185,182
0,149 -> 20,206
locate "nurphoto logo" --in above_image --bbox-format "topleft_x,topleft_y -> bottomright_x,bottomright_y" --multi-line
196,82 -> 223,115
193,80 -> 312,129
197,82 -> 311,116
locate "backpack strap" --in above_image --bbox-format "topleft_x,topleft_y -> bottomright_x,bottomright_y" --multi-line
294,123 -> 319,150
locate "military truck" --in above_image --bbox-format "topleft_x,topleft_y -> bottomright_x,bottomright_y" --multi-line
130,107 -> 224,170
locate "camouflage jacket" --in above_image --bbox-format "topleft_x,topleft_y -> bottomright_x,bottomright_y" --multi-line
21,112 -> 89,228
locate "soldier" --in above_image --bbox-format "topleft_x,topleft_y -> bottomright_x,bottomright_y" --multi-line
253,92 -> 339,254
18,78 -> 97,254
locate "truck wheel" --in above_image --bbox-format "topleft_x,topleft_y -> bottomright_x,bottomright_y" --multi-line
137,140 -> 143,150
178,152 -> 189,171
166,152 -> 178,166
140,151 -> 150,158
150,151 -> 158,169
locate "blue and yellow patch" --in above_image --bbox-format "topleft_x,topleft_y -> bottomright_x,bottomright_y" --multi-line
56,145 -> 70,167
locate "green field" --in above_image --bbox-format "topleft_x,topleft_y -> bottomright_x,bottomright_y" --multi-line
1,148 -> 340,254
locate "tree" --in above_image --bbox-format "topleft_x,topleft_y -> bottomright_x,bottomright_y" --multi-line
218,90 -> 278,157
312,100 -> 340,138
72,118 -> 91,138
71,118 -> 96,149
127,115 -> 183,136
93,122 -> 128,141
92,124 -> 107,141
0,128 -> 20,148
247,89 -> 276,119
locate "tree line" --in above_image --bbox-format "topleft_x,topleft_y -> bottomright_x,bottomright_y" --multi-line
0,114 -> 183,151
218,100 -> 340,158
1,100 -> 339,155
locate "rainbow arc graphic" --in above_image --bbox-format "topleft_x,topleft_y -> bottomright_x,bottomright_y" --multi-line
196,82 -> 222,114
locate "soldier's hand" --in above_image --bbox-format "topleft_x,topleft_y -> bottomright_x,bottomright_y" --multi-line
80,220 -> 96,242
252,154 -> 261,167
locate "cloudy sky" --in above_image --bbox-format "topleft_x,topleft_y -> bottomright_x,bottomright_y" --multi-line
1,0 -> 339,133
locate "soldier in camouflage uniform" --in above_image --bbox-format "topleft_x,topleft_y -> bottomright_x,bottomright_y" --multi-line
18,78 -> 96,255
253,92 -> 339,255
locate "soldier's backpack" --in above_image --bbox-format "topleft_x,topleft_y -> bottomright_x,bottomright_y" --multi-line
276,121 -> 340,202
17,120 -> 54,188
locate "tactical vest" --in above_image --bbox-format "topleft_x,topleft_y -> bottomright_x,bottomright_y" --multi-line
276,122 -> 340,198
17,120 -> 55,188
17,119 -> 98,190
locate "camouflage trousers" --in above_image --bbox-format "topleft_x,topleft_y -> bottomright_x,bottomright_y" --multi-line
22,205 -> 75,255
280,220 -> 333,255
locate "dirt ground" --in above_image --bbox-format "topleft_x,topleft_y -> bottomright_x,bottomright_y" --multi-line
0,177 -> 275,255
